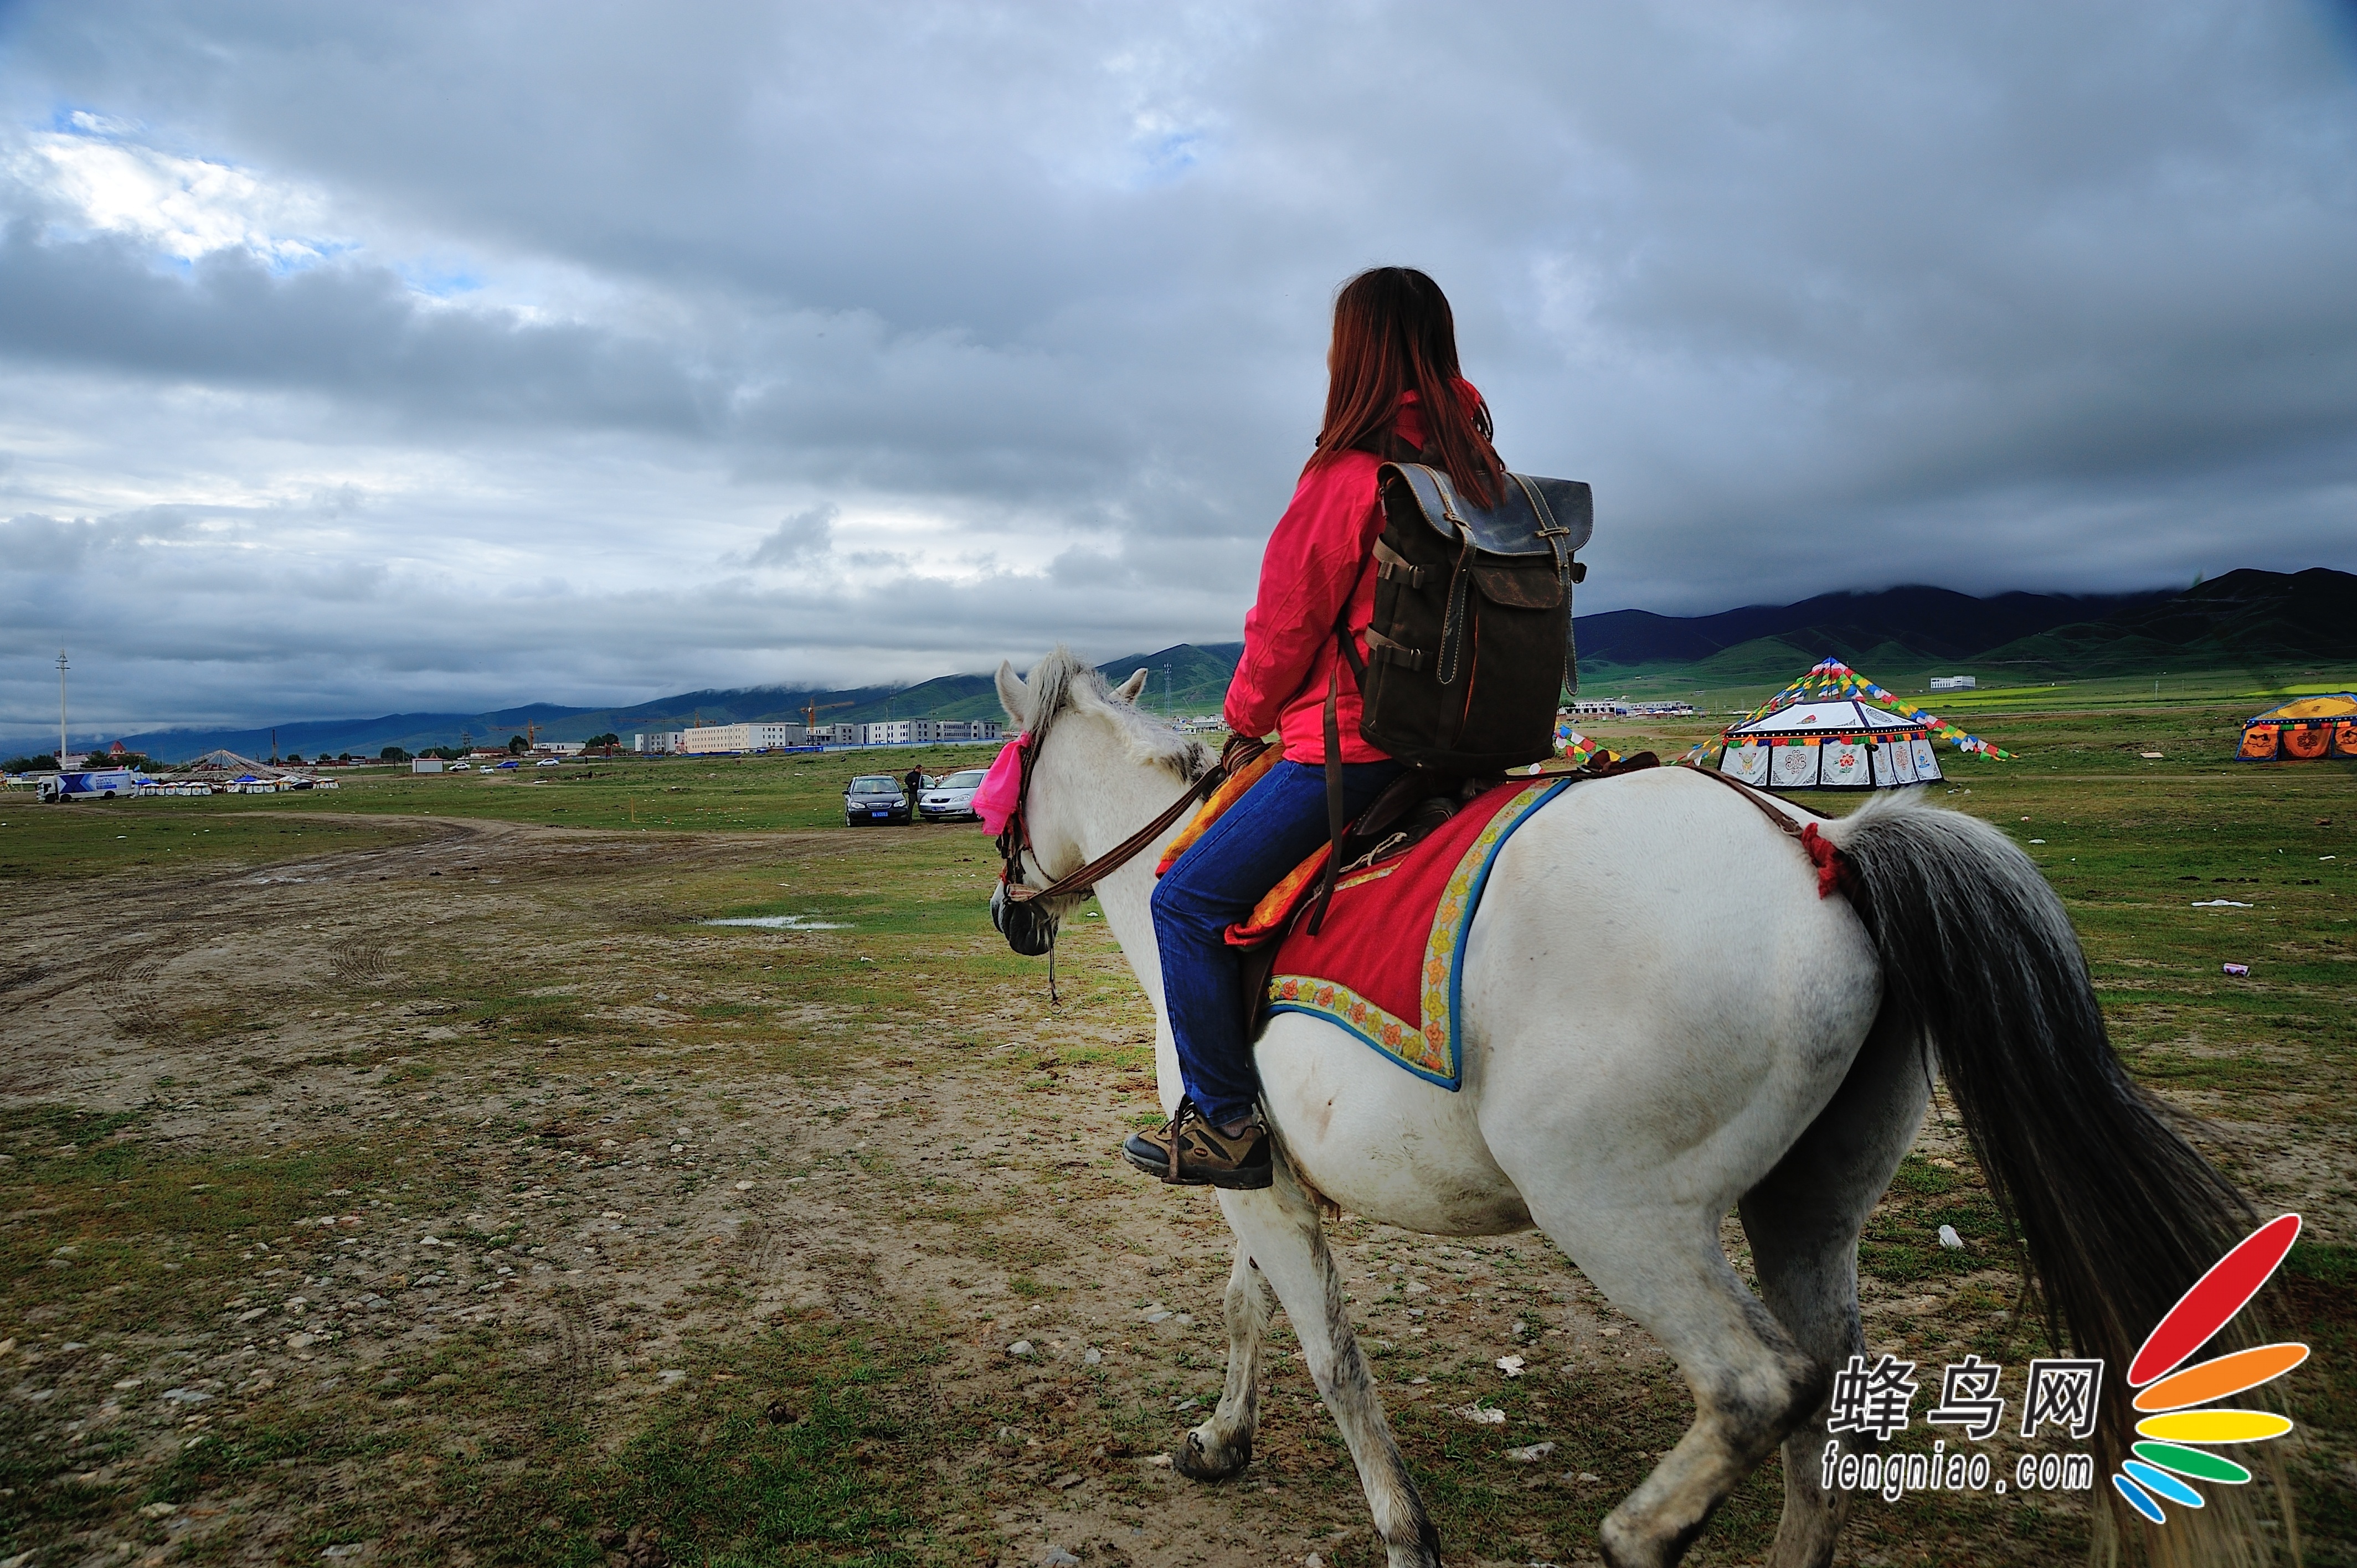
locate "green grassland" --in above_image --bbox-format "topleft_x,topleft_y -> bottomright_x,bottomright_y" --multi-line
1579,660 -> 2353,720
0,744 -> 1003,879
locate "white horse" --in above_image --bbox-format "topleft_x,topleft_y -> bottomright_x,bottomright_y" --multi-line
991,649 -> 2262,1568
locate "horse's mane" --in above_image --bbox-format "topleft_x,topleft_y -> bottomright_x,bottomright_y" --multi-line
1022,646 -> 1211,782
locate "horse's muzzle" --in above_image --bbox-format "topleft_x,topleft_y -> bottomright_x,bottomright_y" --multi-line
991,881 -> 1058,956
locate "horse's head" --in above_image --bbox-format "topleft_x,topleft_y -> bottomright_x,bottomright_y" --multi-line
987,647 -> 1207,956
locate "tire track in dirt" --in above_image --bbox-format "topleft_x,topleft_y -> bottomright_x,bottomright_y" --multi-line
0,817 -> 481,1013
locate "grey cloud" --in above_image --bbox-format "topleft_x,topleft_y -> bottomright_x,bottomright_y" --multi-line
0,223 -> 721,437
0,0 -> 2350,732
742,504 -> 837,568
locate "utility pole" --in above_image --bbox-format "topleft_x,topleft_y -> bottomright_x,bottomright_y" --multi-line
1163,663 -> 1172,716
56,649 -> 69,763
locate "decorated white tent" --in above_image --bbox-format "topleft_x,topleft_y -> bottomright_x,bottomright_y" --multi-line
1704,658 -> 2014,791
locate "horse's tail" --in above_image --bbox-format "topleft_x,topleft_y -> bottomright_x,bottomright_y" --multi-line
1825,792 -> 2282,1567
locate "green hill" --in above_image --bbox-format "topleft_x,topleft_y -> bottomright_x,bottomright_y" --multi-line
72,570 -> 2350,764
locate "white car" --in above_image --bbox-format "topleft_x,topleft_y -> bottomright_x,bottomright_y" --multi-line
536,757 -> 563,767
918,767 -> 989,822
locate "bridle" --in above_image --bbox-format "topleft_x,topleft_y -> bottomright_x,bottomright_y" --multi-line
993,726 -> 1244,908
988,718 -> 1247,1001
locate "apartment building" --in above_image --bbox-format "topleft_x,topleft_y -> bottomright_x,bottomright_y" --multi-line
677,723 -> 810,753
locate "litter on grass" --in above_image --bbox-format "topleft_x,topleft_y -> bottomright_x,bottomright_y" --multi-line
2222,963 -> 2251,977
1938,1225 -> 1965,1250
702,915 -> 850,930
2191,900 -> 2253,908
1505,1442 -> 1557,1462
1455,1402 -> 1509,1426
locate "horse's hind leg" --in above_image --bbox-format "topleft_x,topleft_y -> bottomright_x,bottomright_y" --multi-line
1738,1015 -> 1931,1568
1174,1242 -> 1275,1479
1210,1169 -> 1441,1568
1522,1196 -> 1822,1568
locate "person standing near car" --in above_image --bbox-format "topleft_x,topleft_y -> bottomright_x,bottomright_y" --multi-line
903,766 -> 923,822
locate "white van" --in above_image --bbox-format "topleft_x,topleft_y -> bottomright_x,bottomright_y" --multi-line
39,768 -> 142,802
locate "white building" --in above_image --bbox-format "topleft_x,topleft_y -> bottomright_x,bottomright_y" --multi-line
860,719 -> 938,746
410,757 -> 444,773
928,719 -> 1001,742
634,730 -> 686,754
1929,675 -> 1977,692
677,723 -> 810,753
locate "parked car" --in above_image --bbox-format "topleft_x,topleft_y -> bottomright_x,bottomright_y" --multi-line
843,773 -> 910,826
449,762 -> 472,771
918,767 -> 989,822
535,756 -> 563,767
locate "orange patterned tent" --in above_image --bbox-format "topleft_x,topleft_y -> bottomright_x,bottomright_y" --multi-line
2236,693 -> 2357,761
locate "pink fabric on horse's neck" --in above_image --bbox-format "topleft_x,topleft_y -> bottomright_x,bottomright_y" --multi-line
972,733 -> 1028,837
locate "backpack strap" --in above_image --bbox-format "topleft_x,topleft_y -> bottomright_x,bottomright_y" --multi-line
1512,472 -> 1582,698
1372,537 -> 1433,590
1433,530 -> 1477,687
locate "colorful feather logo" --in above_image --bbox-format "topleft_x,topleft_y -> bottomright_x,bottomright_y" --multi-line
2110,1214 -> 2305,1524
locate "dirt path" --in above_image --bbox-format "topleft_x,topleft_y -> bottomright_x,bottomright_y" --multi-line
0,818 -> 2217,1567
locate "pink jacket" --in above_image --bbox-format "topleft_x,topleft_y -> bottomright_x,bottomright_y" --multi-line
1224,389 -> 1463,763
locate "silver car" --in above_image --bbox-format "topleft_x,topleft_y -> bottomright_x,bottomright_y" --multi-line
918,767 -> 989,821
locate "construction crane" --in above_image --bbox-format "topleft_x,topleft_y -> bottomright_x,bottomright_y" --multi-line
800,700 -> 851,734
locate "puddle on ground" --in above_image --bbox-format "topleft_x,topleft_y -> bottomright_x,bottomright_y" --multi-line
701,915 -> 851,930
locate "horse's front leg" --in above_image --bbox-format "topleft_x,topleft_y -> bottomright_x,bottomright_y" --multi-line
1212,1166 -> 1441,1568
1176,1242 -> 1274,1478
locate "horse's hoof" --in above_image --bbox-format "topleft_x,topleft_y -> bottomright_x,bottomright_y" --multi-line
1171,1426 -> 1250,1481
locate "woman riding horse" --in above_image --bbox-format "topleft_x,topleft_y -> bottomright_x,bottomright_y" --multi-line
1122,267 -> 1503,1189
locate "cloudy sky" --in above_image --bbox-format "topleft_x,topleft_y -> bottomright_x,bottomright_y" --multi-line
3,2 -> 2354,739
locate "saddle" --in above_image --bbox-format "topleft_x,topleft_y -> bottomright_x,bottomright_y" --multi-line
1219,750 -> 1661,1040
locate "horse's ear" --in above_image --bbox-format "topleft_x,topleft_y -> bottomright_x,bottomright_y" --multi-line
995,660 -> 1030,725
1115,669 -> 1149,704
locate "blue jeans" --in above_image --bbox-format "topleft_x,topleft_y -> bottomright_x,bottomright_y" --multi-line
1152,758 -> 1404,1126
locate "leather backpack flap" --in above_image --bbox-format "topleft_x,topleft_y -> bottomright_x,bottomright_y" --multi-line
1382,462 -> 1588,561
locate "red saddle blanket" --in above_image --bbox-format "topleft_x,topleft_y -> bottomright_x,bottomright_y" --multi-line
1255,776 -> 1571,1089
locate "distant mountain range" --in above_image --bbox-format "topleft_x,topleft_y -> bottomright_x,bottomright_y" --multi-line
1577,567 -> 2355,687
14,568 -> 2348,763
25,644 -> 1253,764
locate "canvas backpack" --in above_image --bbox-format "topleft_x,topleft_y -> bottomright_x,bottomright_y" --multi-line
1339,461 -> 1592,773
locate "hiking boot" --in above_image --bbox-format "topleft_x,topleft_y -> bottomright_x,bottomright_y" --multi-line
1122,1100 -> 1273,1190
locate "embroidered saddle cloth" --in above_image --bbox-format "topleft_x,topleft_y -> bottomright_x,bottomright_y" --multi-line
1258,776 -> 1569,1089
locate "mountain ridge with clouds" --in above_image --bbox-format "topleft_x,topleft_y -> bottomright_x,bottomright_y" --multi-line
19,570 -> 2346,764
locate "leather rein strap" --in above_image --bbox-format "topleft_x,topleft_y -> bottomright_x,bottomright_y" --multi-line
999,737 -> 1237,906
1677,762 -> 1857,901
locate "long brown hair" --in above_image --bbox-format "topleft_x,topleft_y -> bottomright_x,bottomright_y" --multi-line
1310,267 -> 1505,507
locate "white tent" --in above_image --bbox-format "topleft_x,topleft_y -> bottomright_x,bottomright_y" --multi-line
1717,697 -> 1942,790
1706,657 -> 2013,790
